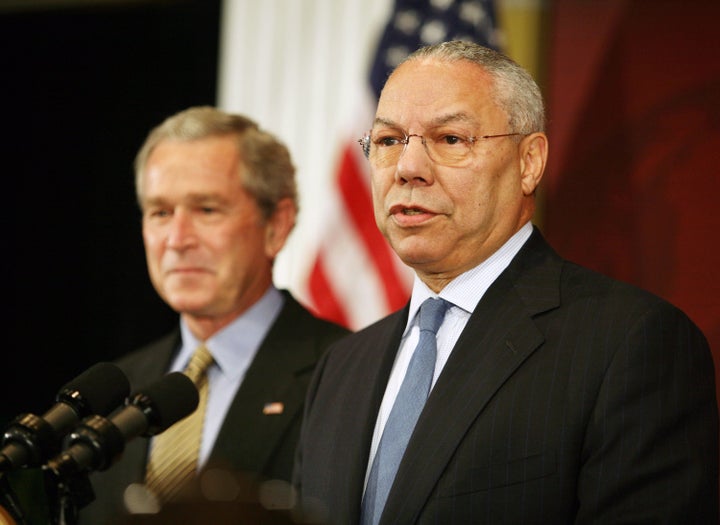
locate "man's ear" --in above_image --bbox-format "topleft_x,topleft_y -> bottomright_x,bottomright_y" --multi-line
519,132 -> 548,196
264,197 -> 297,259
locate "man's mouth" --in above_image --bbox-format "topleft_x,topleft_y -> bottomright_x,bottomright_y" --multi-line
165,266 -> 210,275
390,204 -> 431,216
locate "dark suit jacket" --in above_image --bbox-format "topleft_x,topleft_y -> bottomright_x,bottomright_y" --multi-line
294,229 -> 718,524
79,291 -> 349,525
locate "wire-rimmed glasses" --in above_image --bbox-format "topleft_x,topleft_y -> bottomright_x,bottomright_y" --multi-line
358,130 -> 526,167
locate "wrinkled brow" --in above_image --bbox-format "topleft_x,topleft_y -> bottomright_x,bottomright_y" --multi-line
372,112 -> 478,129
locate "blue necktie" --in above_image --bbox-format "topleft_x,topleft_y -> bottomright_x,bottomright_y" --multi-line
361,298 -> 450,525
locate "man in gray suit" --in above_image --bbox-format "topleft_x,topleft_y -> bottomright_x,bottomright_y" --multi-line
293,41 -> 718,524
79,106 -> 349,524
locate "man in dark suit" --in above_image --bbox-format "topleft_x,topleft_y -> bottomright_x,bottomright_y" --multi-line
79,106 -> 349,524
293,41 -> 718,524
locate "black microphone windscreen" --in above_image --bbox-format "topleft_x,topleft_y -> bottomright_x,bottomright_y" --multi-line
43,373 -> 198,478
138,372 -> 199,432
56,362 -> 130,416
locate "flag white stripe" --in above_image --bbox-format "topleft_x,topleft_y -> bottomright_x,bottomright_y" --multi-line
219,0 -> 394,319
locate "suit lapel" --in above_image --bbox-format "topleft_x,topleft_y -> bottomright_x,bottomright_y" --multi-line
87,332 -> 180,501
381,230 -> 563,523
209,294 -> 321,473
346,310 -> 409,521
300,306 -> 408,524
118,330 -> 180,392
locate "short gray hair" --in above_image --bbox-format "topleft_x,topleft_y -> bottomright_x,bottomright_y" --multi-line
134,106 -> 297,220
400,41 -> 545,134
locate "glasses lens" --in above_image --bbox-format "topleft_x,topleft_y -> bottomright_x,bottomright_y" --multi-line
429,135 -> 473,166
367,133 -> 474,167
370,143 -> 403,167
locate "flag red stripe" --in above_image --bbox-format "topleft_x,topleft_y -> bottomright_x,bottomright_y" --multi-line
337,145 -> 409,311
308,253 -> 349,327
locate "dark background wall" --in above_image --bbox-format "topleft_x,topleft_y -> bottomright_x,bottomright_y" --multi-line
1,0 -> 221,424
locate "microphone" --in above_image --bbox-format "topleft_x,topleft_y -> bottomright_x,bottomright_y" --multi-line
45,372 -> 198,480
0,362 -> 130,473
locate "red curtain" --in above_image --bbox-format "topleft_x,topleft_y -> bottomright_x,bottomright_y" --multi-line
544,0 -> 720,405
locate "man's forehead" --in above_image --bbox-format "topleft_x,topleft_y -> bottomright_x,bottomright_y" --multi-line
376,59 -> 500,128
384,57 -> 490,86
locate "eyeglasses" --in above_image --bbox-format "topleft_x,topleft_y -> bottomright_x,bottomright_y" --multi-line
358,130 -> 526,167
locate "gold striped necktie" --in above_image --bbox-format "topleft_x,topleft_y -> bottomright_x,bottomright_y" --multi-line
145,344 -> 214,503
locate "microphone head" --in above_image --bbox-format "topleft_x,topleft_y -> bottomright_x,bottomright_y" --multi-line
128,372 -> 199,436
56,362 -> 131,417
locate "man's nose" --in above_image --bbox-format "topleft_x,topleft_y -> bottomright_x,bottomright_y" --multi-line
166,210 -> 197,249
395,135 -> 434,185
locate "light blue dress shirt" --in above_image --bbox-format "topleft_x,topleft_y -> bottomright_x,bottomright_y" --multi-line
165,286 -> 284,467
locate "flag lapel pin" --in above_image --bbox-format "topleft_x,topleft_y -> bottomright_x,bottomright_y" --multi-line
263,401 -> 284,415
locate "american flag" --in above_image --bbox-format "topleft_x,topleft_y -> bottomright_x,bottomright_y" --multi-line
307,0 -> 501,330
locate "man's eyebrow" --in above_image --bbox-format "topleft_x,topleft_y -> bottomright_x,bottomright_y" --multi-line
431,112 -> 476,126
372,116 -> 397,128
141,193 -> 226,207
185,193 -> 225,204
140,195 -> 167,208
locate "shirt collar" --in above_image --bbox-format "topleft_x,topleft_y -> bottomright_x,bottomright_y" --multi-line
404,222 -> 533,334
178,286 -> 285,380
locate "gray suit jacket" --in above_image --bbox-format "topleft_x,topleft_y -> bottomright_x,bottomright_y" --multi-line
294,229 -> 718,524
79,291 -> 349,525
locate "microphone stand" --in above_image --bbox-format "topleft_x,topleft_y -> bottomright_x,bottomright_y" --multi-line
0,472 -> 28,525
42,413 -> 118,525
42,466 -> 94,525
